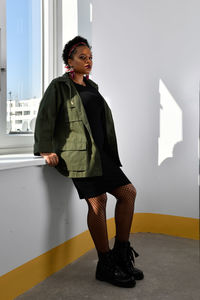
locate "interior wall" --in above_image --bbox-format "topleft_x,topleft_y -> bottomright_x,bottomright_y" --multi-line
0,165 -> 115,277
91,0 -> 199,218
77,0 -> 92,45
1,0 -> 199,278
0,166 -> 85,276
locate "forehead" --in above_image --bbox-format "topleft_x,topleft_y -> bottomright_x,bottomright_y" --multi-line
75,45 -> 92,55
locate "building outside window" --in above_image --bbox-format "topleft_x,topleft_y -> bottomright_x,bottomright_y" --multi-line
24,111 -> 31,115
6,0 -> 42,134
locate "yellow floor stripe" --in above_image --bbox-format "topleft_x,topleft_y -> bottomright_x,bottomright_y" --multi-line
0,213 -> 198,299
131,213 -> 199,240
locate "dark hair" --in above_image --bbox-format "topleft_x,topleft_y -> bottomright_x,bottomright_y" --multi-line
62,35 -> 91,66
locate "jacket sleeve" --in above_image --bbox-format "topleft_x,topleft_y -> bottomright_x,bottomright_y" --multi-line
33,80 -> 61,156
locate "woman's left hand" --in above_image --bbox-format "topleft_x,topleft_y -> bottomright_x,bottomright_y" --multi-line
40,152 -> 59,167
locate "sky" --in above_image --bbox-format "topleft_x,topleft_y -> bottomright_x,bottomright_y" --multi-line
7,0 -> 41,100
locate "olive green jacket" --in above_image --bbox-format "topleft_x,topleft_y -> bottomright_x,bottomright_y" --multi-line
34,73 -> 122,177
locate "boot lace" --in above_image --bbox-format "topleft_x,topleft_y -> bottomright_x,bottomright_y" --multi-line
127,246 -> 139,266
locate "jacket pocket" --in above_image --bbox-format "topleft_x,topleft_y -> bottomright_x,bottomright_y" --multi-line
67,108 -> 81,122
62,139 -> 86,151
60,139 -> 88,171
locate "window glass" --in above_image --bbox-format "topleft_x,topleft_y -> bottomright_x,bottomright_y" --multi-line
6,0 -> 41,134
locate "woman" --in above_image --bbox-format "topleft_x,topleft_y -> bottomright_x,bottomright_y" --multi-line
34,36 -> 144,288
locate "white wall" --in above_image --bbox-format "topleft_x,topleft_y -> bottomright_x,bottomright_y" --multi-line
91,0 -> 199,218
1,0 -> 199,277
78,0 -> 92,45
0,166 -> 77,275
0,164 -> 115,277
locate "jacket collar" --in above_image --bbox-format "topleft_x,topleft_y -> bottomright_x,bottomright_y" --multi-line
57,72 -> 98,90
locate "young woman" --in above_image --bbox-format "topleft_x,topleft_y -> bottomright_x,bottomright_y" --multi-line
34,36 -> 144,288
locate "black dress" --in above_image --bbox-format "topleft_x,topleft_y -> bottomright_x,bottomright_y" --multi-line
71,78 -> 131,199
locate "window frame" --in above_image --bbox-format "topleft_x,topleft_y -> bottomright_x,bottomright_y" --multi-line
0,0 -> 62,155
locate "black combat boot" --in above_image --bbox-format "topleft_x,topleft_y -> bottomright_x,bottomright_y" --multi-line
112,237 -> 144,280
95,249 -> 136,288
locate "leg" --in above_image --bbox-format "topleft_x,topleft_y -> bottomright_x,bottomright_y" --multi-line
85,193 -> 110,254
109,183 -> 144,280
109,183 -> 137,242
86,193 -> 136,287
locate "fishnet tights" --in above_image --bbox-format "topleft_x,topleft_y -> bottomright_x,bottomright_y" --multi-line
110,183 -> 136,242
85,194 -> 109,253
85,183 -> 136,254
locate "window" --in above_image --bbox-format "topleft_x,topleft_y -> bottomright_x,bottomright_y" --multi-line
24,111 -> 31,115
0,0 -> 64,153
15,112 -> 23,116
6,0 -> 42,135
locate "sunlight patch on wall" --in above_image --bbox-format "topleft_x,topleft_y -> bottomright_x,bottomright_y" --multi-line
158,79 -> 183,166
90,2 -> 93,22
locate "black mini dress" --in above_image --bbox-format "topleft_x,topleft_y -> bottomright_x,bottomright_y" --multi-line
71,78 -> 131,199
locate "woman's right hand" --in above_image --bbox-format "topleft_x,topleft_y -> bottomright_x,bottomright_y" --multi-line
40,152 -> 59,167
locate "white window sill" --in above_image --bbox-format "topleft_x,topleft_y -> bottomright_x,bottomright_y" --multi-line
0,154 -> 46,171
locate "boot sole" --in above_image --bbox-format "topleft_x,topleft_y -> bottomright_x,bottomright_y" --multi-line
134,273 -> 144,280
96,274 -> 136,288
115,262 -> 144,280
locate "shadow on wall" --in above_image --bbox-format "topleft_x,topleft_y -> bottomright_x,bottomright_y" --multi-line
42,165 -> 73,275
154,78 -> 198,217
127,75 -> 198,219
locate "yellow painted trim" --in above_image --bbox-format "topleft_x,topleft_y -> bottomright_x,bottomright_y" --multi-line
131,213 -> 199,240
0,213 -> 198,299
0,219 -> 116,300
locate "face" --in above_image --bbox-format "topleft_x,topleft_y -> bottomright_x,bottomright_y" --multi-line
68,46 -> 93,75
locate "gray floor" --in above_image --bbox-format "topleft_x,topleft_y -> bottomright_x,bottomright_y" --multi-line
15,233 -> 200,300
